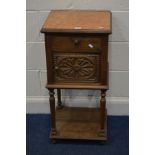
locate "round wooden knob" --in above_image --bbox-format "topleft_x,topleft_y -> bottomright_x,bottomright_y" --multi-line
74,39 -> 80,45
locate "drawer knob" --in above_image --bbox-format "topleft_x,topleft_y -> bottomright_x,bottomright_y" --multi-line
74,39 -> 80,45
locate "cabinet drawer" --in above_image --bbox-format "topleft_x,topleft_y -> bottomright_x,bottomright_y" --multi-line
53,53 -> 100,83
51,36 -> 102,51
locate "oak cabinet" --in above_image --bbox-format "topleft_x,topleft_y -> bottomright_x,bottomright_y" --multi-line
41,10 -> 112,142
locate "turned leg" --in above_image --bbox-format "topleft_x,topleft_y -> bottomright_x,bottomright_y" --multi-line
99,89 -> 106,137
57,89 -> 63,109
49,89 -> 57,135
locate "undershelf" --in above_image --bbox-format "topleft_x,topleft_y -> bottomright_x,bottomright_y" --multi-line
50,107 -> 107,141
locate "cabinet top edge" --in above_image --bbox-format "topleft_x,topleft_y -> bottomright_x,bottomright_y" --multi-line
41,10 -> 112,34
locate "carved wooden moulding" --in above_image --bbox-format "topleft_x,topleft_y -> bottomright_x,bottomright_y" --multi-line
53,54 -> 99,82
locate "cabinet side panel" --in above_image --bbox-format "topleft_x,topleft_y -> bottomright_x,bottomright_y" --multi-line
45,34 -> 54,84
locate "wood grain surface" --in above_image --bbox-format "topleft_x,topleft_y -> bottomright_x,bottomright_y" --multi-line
50,107 -> 107,141
41,10 -> 112,33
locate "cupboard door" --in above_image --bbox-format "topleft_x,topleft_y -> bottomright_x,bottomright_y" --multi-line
53,53 -> 100,83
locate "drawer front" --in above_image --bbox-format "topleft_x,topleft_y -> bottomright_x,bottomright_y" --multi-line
51,36 -> 102,52
53,53 -> 100,83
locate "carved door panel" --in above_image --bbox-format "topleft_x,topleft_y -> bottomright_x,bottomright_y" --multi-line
53,54 -> 100,83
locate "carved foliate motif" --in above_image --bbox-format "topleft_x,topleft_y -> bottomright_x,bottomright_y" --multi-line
53,54 -> 99,82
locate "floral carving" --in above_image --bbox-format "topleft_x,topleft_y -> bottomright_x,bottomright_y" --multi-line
54,55 -> 98,81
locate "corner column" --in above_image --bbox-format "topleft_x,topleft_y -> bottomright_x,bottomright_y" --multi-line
48,89 -> 57,135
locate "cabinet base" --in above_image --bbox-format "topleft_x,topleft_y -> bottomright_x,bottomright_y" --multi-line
50,107 -> 107,141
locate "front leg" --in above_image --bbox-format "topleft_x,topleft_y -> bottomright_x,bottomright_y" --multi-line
49,89 -> 57,136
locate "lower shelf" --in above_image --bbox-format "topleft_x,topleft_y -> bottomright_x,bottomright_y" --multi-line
50,107 -> 107,141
